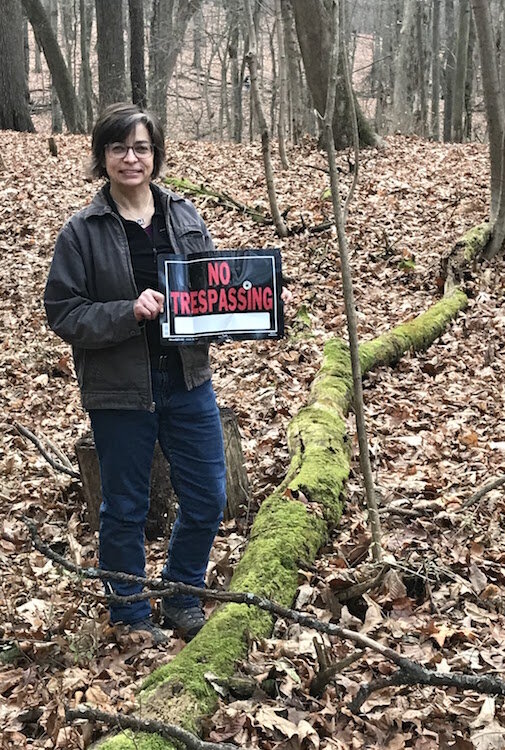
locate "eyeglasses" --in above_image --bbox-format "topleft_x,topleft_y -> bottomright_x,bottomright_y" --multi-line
106,142 -> 154,159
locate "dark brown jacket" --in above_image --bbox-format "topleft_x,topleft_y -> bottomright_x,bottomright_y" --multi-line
44,185 -> 213,410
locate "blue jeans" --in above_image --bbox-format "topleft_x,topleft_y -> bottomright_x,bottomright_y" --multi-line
89,372 -> 227,624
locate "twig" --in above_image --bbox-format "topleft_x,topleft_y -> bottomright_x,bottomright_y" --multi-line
461,474 -> 505,510
65,706 -> 240,750
311,648 -> 365,697
25,519 -> 505,711
15,423 -> 80,479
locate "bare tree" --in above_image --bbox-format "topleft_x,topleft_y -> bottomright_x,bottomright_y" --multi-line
149,0 -> 203,125
0,0 -> 35,131
79,0 -> 93,131
291,0 -> 378,148
392,0 -> 417,133
95,0 -> 127,109
244,0 -> 288,237
431,0 -> 441,140
452,0 -> 471,142
22,0 -> 85,132
129,0 -> 147,108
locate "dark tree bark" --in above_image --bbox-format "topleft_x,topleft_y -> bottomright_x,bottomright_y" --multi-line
431,0 -> 441,139
443,0 -> 456,141
128,0 -> 147,108
452,0 -> 471,142
148,0 -> 203,125
79,0 -> 93,131
48,0 -> 63,134
291,0 -> 378,149
224,0 -> 244,143
0,0 -> 35,131
22,0 -> 85,132
280,0 -> 304,144
95,0 -> 127,109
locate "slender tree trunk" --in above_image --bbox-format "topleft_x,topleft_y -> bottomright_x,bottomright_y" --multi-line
470,0 -> 504,223
22,0 -> 85,132
192,7 -> 203,71
244,0 -> 287,237
129,0 -> 147,107
0,0 -> 35,131
322,0 -> 382,562
79,0 -> 93,131
281,0 -> 303,145
443,0 -> 456,141
48,0 -> 63,134
452,0 -> 471,142
23,17 -> 30,79
465,14 -> 475,139
95,0 -> 126,109
415,0 -> 428,136
275,0 -> 289,167
431,0 -> 441,139
392,0 -> 417,132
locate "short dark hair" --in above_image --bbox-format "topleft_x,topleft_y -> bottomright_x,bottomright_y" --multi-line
90,103 -> 165,180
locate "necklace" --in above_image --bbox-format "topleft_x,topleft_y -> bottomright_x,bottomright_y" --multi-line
114,191 -> 153,226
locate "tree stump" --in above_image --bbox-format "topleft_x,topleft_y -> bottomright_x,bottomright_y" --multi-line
75,407 -> 249,540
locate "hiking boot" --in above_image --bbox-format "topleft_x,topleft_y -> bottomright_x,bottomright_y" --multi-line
161,601 -> 205,641
128,617 -> 169,645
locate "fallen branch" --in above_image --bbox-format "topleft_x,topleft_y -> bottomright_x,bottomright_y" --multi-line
461,474 -> 505,510
15,423 -> 80,479
27,520 -> 505,716
163,175 -> 272,225
65,706 -> 240,750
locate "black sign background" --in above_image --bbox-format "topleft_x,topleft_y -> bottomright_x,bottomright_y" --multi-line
157,248 -> 284,345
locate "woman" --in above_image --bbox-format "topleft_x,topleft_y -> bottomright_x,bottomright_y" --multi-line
44,103 -> 228,644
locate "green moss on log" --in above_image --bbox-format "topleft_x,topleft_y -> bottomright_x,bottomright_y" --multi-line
93,290 -> 467,750
458,223 -> 491,261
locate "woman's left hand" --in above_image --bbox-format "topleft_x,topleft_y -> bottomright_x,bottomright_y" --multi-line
281,287 -> 293,304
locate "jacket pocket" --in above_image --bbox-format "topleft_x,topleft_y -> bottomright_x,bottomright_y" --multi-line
174,223 -> 205,255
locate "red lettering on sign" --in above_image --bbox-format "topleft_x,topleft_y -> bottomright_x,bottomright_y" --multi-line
218,288 -> 229,312
198,289 -> 208,314
170,291 -> 180,314
227,287 -> 237,312
208,261 -> 231,286
263,287 -> 273,310
208,288 -> 218,312
237,287 -> 247,311
179,292 -> 190,315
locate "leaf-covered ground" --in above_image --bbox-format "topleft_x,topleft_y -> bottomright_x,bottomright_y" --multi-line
1,133 -> 505,749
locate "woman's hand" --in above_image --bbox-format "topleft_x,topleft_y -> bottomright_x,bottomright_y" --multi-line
281,287 -> 293,304
134,289 -> 165,321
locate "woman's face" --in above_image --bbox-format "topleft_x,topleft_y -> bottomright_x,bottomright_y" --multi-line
104,123 -> 154,191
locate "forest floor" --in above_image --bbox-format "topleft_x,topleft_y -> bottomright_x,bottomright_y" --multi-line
1,132 -> 505,750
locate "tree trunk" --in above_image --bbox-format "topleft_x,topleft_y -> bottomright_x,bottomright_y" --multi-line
148,0 -> 203,125
78,0 -> 93,131
224,0 -> 244,143
129,0 -> 147,108
192,7 -> 203,71
91,288 -> 468,749
443,0 -> 456,141
59,0 -> 75,77
0,0 -> 35,131
275,0 -> 289,167
291,0 -> 379,149
465,13 -> 475,140
244,0 -> 288,237
48,0 -> 63,134
95,0 -> 127,109
76,408 -> 249,539
392,0 -> 417,133
280,0 -> 303,145
431,0 -> 441,139
470,0 -> 504,223
452,0 -> 471,142
23,16 -> 30,79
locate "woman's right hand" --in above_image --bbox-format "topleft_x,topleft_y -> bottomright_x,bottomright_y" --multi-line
133,289 -> 165,321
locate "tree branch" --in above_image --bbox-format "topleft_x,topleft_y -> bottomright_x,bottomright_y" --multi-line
15,423 -> 80,479
65,705 -> 240,750
25,519 -> 505,712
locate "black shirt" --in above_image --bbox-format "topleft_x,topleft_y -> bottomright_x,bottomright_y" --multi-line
105,184 -> 182,373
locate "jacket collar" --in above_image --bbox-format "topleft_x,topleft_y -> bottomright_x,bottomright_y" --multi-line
81,182 -> 183,220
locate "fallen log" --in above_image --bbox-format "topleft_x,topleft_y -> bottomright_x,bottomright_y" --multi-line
94,289 -> 468,749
